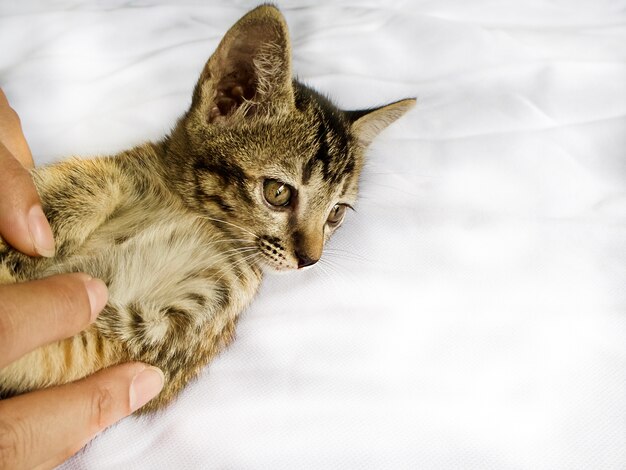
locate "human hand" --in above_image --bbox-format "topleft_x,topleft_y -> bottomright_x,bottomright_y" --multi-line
0,275 -> 165,469
0,90 -> 165,469
0,89 -> 54,257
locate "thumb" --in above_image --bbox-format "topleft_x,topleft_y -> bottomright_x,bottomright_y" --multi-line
0,362 -> 165,470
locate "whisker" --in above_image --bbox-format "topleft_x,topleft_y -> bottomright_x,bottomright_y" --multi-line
195,214 -> 259,240
317,258 -> 345,291
202,247 -> 258,268
209,238 -> 256,244
212,250 -> 261,285
313,259 -> 336,291
323,250 -> 381,270
319,256 -> 343,275
324,248 -> 373,263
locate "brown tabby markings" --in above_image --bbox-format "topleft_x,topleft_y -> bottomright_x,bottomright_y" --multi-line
0,5 -> 414,412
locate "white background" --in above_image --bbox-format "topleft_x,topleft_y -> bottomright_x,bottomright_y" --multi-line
1,1 -> 625,468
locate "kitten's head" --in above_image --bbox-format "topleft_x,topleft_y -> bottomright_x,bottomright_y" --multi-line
169,5 -> 414,272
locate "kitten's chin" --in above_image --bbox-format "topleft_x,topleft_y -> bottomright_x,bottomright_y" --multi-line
259,259 -> 298,274
260,261 -> 317,275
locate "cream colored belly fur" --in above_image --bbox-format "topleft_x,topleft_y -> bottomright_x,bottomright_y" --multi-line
0,200 -> 261,407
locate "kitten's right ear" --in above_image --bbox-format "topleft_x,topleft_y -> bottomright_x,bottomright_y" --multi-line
191,5 -> 294,125
347,98 -> 416,147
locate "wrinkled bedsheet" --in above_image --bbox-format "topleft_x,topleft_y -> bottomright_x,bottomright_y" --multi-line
1,1 -> 625,468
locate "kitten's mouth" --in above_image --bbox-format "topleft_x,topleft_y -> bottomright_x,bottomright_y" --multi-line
258,254 -> 298,272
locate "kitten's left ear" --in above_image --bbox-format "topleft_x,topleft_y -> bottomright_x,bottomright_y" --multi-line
191,5 -> 294,125
346,98 -> 416,147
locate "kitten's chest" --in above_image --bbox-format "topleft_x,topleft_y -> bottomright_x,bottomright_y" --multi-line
50,208 -> 262,333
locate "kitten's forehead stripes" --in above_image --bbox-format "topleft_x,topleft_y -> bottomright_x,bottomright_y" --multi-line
193,158 -> 253,207
193,159 -> 246,188
301,156 -> 315,185
295,83 -> 355,187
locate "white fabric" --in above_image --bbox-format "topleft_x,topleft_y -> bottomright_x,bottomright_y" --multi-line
1,1 -> 625,468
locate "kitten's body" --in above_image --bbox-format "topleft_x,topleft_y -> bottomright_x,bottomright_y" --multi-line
0,144 -> 260,410
0,5 -> 414,412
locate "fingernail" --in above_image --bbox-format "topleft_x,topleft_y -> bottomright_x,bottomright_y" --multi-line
130,366 -> 165,412
28,205 -> 55,257
83,277 -> 108,322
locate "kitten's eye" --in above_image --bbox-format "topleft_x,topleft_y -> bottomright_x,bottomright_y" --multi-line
327,204 -> 347,226
263,179 -> 292,207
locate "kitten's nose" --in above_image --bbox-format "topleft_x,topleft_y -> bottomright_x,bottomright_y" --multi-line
295,250 -> 318,268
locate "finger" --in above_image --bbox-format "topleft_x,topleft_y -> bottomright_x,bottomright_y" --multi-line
0,273 -> 108,368
0,362 -> 165,470
0,142 -> 54,257
0,89 -> 33,168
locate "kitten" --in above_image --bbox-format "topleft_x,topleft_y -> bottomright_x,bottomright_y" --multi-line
0,5 -> 414,413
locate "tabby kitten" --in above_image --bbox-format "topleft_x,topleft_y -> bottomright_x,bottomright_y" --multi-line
0,5 -> 414,412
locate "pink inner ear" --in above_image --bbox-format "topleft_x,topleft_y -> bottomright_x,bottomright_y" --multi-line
209,66 -> 257,123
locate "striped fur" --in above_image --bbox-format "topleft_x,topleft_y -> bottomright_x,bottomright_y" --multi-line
0,5 -> 414,412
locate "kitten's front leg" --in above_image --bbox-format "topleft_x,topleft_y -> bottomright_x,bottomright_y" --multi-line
32,157 -> 131,256
0,157 -> 130,282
